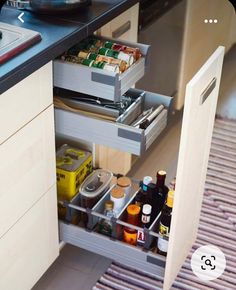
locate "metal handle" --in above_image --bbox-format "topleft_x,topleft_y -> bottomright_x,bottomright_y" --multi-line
112,21 -> 131,39
200,77 -> 216,105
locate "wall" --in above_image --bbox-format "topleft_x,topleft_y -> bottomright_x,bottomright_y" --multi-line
176,0 -> 236,110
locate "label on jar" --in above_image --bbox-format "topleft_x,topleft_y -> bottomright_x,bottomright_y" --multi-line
157,223 -> 169,252
118,51 -> 134,66
158,236 -> 169,252
137,229 -> 145,244
159,223 -> 169,236
123,230 -> 137,245
141,214 -> 150,224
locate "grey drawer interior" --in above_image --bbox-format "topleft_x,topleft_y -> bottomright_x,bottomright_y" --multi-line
59,181 -> 166,277
53,38 -> 150,102
54,89 -> 172,156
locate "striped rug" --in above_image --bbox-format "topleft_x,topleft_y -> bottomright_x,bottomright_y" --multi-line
93,117 -> 236,290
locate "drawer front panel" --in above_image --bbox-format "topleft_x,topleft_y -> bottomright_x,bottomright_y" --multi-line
0,62 -> 53,144
55,107 -> 169,156
0,185 -> 59,290
54,89 -> 171,156
60,221 -> 165,277
53,39 -> 150,102
0,105 -> 56,238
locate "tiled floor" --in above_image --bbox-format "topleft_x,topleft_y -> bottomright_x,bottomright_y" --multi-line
33,44 -> 236,290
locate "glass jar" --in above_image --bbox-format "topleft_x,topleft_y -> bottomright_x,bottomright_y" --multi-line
123,204 -> 140,246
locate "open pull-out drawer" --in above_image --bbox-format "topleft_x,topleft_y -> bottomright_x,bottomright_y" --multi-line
54,89 -> 172,156
53,38 -> 150,102
59,180 -> 166,277
58,47 -> 224,290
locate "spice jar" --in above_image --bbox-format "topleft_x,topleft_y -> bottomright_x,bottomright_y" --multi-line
110,186 -> 126,216
117,176 -> 132,195
123,204 -> 140,246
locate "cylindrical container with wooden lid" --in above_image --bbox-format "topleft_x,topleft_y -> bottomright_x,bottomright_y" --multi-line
117,176 -> 132,195
110,186 -> 126,216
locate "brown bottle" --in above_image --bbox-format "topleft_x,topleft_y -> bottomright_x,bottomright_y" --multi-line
123,204 -> 140,246
152,170 -> 169,218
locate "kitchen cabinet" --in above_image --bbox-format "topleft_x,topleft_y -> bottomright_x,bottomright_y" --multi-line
53,19 -> 224,288
0,63 -> 59,290
96,3 -> 139,174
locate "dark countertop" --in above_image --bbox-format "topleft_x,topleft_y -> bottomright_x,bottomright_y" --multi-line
0,0 -> 139,94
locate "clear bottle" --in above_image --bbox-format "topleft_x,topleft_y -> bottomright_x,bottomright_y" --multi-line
98,200 -> 115,236
157,190 -> 174,256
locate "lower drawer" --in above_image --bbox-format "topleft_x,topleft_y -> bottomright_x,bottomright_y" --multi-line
60,221 -> 165,277
59,181 -> 166,277
54,89 -> 172,155
0,105 -> 56,238
0,184 -> 59,290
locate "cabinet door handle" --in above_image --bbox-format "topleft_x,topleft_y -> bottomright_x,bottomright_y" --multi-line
200,77 -> 216,105
112,21 -> 131,39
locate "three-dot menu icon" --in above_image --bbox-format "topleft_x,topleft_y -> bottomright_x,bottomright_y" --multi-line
204,19 -> 218,23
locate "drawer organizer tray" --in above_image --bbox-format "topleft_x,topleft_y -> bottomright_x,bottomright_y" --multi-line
59,182 -> 166,276
54,89 -> 172,156
53,37 -> 150,102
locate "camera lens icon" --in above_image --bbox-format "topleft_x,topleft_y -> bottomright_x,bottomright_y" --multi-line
191,245 -> 226,281
201,255 -> 216,270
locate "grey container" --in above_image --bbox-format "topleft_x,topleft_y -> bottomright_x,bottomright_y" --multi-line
54,89 -> 172,156
53,37 -> 150,102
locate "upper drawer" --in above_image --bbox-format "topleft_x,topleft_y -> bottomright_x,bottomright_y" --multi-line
0,62 -> 53,144
53,38 -> 150,102
54,89 -> 172,156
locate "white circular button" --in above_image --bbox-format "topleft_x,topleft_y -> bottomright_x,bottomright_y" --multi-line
191,245 -> 226,281
204,19 -> 208,23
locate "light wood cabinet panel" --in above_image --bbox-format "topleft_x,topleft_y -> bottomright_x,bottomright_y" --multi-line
100,3 -> 139,42
0,105 -> 56,238
0,62 -> 53,144
95,145 -> 132,175
96,3 -> 139,175
0,184 -> 59,290
164,46 -> 224,289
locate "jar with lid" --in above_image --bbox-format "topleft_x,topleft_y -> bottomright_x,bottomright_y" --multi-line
110,186 -> 126,216
98,200 -> 115,236
123,204 -> 141,246
117,176 -> 132,195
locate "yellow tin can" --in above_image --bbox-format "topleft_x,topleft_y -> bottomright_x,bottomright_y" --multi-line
56,144 -> 93,201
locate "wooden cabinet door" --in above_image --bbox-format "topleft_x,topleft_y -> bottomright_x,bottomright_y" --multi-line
163,46 -> 224,289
